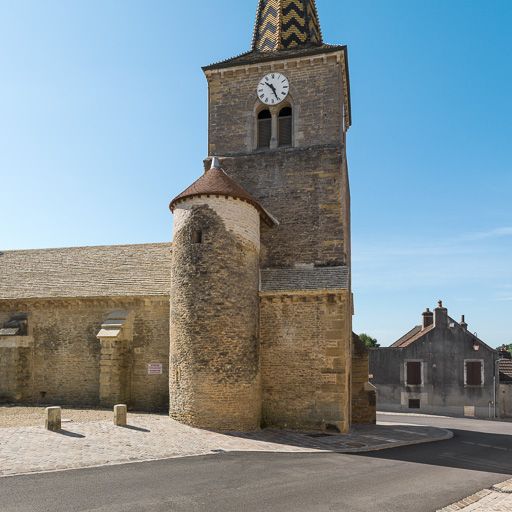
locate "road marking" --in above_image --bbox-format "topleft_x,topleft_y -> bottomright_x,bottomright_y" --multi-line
462,441 -> 510,452
394,429 -> 428,436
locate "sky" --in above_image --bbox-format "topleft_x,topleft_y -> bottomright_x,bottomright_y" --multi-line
0,0 -> 510,347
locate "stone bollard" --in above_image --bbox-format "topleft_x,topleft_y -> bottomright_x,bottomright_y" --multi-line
113,404 -> 127,426
45,407 -> 62,432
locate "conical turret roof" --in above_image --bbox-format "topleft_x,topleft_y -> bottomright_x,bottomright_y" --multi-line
169,160 -> 277,226
252,0 -> 323,52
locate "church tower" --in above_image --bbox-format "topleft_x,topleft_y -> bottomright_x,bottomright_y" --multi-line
202,1 -> 353,432
169,0 -> 358,433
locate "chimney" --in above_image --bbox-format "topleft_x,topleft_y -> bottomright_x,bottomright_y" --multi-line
434,300 -> 448,328
460,315 -> 468,330
422,308 -> 434,329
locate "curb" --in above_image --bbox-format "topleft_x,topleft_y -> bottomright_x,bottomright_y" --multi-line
437,479 -> 512,511
338,428 -> 454,453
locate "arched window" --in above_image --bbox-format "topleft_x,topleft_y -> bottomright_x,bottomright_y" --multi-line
257,109 -> 272,149
278,106 -> 292,147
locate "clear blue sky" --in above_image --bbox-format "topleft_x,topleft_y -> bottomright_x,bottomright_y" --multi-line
0,0 -> 510,347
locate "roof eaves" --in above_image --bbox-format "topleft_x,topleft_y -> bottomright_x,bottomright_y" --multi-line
202,44 -> 346,72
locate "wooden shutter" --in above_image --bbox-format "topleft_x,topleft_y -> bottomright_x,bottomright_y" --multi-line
466,361 -> 482,385
406,362 -> 422,386
278,116 -> 292,147
258,118 -> 272,148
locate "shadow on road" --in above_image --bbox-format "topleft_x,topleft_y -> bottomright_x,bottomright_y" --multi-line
353,429 -> 512,475
219,424 -> 446,452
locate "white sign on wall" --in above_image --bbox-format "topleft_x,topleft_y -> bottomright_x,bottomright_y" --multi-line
148,363 -> 163,375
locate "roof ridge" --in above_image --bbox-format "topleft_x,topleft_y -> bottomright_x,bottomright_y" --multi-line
1,242 -> 171,254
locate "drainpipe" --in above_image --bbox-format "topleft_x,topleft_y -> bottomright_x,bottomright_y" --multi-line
494,357 -> 506,419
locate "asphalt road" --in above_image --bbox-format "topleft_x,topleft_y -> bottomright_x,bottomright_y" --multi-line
1,413 -> 511,512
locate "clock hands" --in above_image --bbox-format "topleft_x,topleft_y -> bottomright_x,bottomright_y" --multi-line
265,81 -> 280,101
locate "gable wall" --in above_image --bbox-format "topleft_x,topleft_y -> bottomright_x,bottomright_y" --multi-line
370,326 -> 497,417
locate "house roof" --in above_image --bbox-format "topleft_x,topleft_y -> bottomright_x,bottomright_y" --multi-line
499,359 -> 512,383
390,316 -> 494,352
390,325 -> 423,348
0,243 -> 172,300
169,165 -> 277,226
252,0 -> 323,52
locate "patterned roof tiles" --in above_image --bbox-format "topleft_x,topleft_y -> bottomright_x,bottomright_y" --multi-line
0,243 -> 172,300
252,0 -> 323,52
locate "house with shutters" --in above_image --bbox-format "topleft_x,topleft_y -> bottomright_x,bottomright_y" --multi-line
369,301 -> 499,418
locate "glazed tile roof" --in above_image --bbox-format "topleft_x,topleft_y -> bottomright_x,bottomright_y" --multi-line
252,0 -> 323,52
499,359 -> 512,383
170,166 -> 277,226
0,243 -> 172,300
260,266 -> 349,292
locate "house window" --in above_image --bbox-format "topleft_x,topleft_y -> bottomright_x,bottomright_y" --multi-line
192,230 -> 203,244
257,109 -> 272,149
406,361 -> 422,386
465,360 -> 483,386
408,399 -> 421,409
278,106 -> 292,147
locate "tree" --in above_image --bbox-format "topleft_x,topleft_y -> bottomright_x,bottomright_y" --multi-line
359,333 -> 380,348
499,344 -> 512,355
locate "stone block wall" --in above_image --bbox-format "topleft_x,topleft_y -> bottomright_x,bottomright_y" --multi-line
220,148 -> 347,269
351,334 -> 376,424
0,297 -> 169,411
260,291 -> 352,432
205,52 -> 347,155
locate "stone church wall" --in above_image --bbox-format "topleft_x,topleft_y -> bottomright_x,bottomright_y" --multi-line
0,298 -> 169,411
221,148 -> 347,269
206,53 -> 345,155
260,290 -> 352,433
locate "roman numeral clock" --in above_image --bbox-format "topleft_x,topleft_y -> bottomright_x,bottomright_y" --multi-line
257,73 -> 290,105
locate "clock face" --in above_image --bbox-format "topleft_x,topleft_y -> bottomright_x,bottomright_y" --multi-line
257,73 -> 290,106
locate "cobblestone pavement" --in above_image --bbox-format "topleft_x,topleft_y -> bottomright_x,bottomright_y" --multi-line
0,405 -> 128,428
0,407 -> 452,477
439,479 -> 512,511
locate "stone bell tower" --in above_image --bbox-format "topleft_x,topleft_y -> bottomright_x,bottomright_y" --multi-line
199,0 -> 355,432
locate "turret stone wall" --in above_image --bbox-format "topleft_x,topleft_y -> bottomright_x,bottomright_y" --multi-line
170,201 -> 262,431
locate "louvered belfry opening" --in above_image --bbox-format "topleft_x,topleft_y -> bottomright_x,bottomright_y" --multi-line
258,109 -> 272,148
278,106 -> 292,147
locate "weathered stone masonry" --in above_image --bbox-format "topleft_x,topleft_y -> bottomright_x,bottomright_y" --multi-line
170,199 -> 262,431
0,0 -> 375,431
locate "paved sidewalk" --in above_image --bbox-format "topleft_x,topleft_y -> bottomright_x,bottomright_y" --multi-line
0,411 -> 452,478
439,479 -> 512,511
